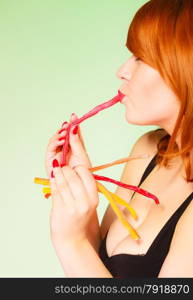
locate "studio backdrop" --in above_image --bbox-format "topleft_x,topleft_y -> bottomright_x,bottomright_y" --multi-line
0,0 -> 155,277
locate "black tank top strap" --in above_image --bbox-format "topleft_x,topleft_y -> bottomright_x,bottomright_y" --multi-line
138,152 -> 158,186
131,152 -> 158,200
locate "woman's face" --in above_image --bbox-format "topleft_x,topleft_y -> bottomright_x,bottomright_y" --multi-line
116,54 -> 180,133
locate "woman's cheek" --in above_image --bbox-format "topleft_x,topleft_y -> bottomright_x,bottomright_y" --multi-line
124,100 -> 166,126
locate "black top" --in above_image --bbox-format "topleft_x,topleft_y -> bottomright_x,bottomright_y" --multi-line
98,153 -> 193,278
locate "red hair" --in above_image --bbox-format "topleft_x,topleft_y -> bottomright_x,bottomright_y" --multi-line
126,0 -> 193,182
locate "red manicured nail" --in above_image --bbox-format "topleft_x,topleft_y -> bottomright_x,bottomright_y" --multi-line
58,128 -> 65,134
72,125 -> 78,134
58,136 -> 65,141
51,170 -> 55,178
45,193 -> 51,198
62,121 -> 68,126
52,159 -> 59,168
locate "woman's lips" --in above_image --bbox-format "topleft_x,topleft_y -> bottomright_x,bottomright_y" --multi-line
118,90 -> 125,103
121,95 -> 126,103
121,95 -> 129,104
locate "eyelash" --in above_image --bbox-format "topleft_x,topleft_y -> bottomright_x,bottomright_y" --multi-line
135,57 -> 140,61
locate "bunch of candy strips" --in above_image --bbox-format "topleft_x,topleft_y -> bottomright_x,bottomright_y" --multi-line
34,90 -> 159,241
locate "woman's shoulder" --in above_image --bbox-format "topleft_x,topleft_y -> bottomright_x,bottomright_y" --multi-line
152,127 -> 168,141
130,127 -> 168,157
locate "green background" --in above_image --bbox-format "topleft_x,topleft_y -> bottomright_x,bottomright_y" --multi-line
0,0 -> 155,277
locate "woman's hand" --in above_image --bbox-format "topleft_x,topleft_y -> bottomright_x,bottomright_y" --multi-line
45,113 -> 92,178
49,156 -> 99,246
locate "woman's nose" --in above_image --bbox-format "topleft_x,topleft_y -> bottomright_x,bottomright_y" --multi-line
116,60 -> 132,81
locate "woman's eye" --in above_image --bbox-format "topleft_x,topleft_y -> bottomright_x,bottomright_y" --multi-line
135,57 -> 140,61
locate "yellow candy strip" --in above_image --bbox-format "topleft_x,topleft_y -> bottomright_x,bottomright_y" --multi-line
108,191 -> 138,220
42,187 -> 50,194
34,177 -> 49,186
42,186 -> 138,220
96,182 -> 140,240
41,183 -> 140,239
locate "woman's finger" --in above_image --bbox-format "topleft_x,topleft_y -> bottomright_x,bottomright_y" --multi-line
73,165 -> 99,206
47,129 -> 67,151
47,138 -> 65,151
69,124 -> 92,168
70,113 -> 87,152
48,122 -> 69,143
52,164 -> 75,209
77,126 -> 87,152
56,122 -> 69,133
49,176 -> 63,210
61,165 -> 90,211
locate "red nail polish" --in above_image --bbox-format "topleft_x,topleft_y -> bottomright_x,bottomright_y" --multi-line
58,136 -> 65,141
58,128 -> 65,134
52,159 -> 59,168
62,121 -> 68,126
45,193 -> 51,198
51,170 -> 55,178
72,125 -> 78,134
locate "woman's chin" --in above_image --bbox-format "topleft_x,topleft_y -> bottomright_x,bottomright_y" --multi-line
125,114 -> 151,126
125,111 -> 138,124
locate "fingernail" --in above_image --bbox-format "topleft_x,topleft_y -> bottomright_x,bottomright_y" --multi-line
51,170 -> 55,178
72,125 -> 78,134
45,193 -> 51,198
58,136 -> 65,141
52,159 -> 59,168
58,128 -> 66,134
62,121 -> 68,126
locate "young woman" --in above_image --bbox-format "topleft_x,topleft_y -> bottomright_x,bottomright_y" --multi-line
45,0 -> 193,277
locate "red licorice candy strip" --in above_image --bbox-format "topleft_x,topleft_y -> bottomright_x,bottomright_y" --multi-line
57,89 -> 159,205
61,125 -> 71,167
93,174 -> 159,205
69,90 -> 124,127
44,193 -> 51,199
60,90 -> 124,166
43,173 -> 159,204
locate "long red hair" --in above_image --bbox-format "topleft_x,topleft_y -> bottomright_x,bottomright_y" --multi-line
126,0 -> 193,182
